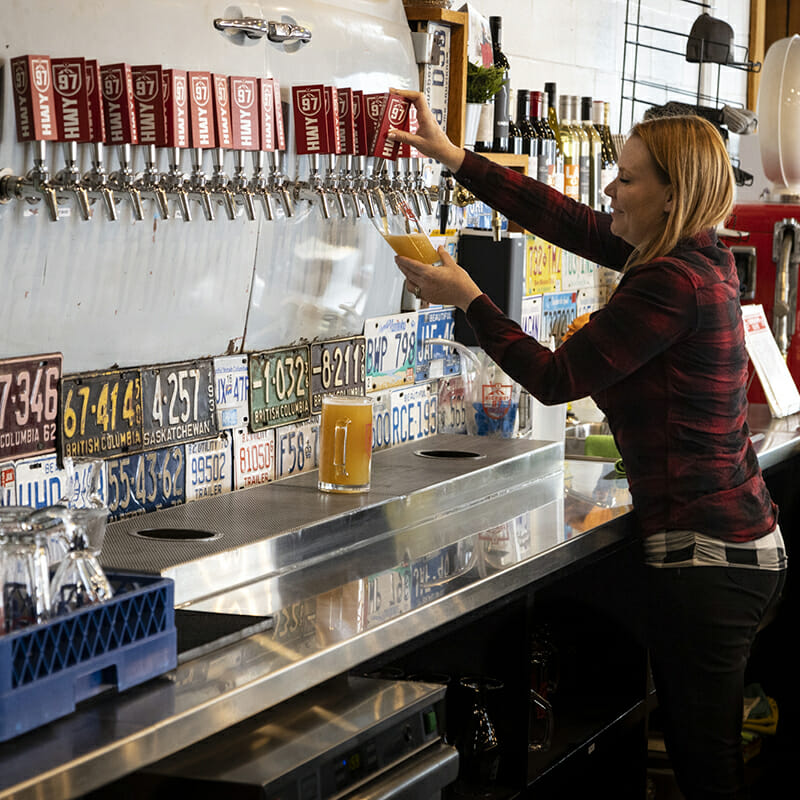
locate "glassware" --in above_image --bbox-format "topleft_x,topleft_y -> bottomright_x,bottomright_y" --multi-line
371,197 -> 442,265
48,506 -> 112,616
318,395 -> 375,493
528,625 -> 558,752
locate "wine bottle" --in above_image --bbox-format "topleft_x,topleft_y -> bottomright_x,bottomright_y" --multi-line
490,16 -> 509,153
559,95 -> 579,201
531,90 -> 556,187
509,89 -> 523,155
581,96 -> 603,210
544,83 -> 564,193
515,89 -> 535,167
570,96 -> 591,205
593,100 -> 617,211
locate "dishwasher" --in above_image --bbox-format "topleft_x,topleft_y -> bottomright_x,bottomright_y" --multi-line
118,674 -> 458,800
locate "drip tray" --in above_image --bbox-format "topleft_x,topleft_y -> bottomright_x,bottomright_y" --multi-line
129,528 -> 223,542
414,449 -> 486,459
175,610 -> 274,663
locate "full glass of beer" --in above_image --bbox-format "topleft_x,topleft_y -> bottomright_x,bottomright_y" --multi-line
373,197 -> 442,265
318,395 -> 375,493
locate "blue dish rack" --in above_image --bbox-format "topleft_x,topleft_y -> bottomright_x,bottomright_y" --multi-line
0,572 -> 176,741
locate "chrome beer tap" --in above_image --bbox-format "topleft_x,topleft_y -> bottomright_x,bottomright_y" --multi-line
294,153 -> 331,219
209,146 -> 236,220
160,69 -> 191,221
250,149 -> 274,220
55,140 -> 91,220
81,59 -> 117,220
350,91 -> 375,218
267,150 -> 294,217
186,72 -> 217,221
0,141 -> 60,221
161,146 -> 192,221
208,74 -> 236,221
136,142 -> 170,219
187,147 -> 215,220
291,84 -> 332,219
323,153 -> 348,217
230,149 -> 256,220
108,142 -> 144,220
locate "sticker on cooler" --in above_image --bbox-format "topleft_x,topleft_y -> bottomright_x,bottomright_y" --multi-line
186,433 -> 233,501
389,382 -> 437,445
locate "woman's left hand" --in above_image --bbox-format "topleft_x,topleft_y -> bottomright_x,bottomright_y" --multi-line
395,247 -> 482,312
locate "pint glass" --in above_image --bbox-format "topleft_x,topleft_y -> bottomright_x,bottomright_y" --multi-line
318,395 -> 374,493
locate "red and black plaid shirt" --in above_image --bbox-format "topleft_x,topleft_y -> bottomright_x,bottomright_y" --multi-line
457,150 -> 777,542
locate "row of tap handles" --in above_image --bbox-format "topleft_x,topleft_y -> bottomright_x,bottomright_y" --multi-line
0,56 -> 452,228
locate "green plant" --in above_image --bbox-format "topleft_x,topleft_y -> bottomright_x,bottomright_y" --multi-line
466,61 -> 505,103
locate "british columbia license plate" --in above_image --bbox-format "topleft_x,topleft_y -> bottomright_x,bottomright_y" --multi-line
415,308 -> 458,381
364,313 -> 417,392
275,416 -> 320,479
106,445 -> 186,519
60,368 -> 143,459
0,353 -> 62,463
233,427 -> 275,489
389,382 -> 437,446
141,359 -> 218,450
248,345 -> 311,431
310,336 -> 366,413
185,433 -> 233,501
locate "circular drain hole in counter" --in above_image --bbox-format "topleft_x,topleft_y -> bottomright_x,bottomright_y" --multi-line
414,449 -> 486,460
128,528 -> 223,542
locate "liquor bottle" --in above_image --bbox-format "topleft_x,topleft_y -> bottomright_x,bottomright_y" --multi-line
581,96 -> 603,210
570,96 -> 591,205
490,16 -> 510,153
531,90 -> 556,187
544,83 -> 564,193
593,100 -> 617,211
559,95 -> 579,201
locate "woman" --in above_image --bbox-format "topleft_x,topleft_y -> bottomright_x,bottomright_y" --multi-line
387,89 -> 786,799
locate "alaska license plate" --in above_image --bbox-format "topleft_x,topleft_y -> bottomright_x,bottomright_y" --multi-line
310,336 -> 366,413
233,427 -> 275,488
364,313 -> 417,392
106,445 -> 186,519
248,346 -> 311,431
0,353 -> 62,463
275,416 -> 320,479
186,433 -> 233,501
389,382 -> 437,446
60,368 -> 143,459
214,354 -> 250,430
141,359 -> 218,450
415,308 -> 458,381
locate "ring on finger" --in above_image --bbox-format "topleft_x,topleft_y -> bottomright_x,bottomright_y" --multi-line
413,285 -> 422,298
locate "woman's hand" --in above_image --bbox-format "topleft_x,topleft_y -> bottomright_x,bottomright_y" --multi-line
386,88 -> 465,173
562,312 -> 592,342
395,247 -> 482,312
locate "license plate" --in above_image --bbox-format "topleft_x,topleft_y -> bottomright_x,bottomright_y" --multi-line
0,353 -> 61,463
1,463 -> 15,505
366,564 -> 411,627
415,308 -> 458,381
12,454 -> 108,508
233,427 -> 275,488
248,345 -> 311,430
410,547 -> 451,608
310,336 -> 366,413
521,294 -> 543,339
437,375 -> 467,434
275,416 -> 320,479
106,445 -> 186,519
214,355 -> 250,430
186,433 -> 233,501
541,291 -> 577,342
364,313 -> 417,391
370,391 -> 392,451
61,368 -> 143,459
141,359 -> 218,450
390,382 -> 437,446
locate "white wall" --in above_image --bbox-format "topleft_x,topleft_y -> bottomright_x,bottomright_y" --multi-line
460,0 -> 753,134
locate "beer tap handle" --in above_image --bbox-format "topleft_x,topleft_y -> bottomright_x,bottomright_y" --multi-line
210,75 -> 236,220
187,72 -> 217,221
81,60 -> 117,220
438,169 -> 455,235
161,69 -> 192,221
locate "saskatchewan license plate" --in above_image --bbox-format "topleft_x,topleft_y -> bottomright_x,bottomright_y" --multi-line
0,353 -> 62,462
141,359 -> 218,450
364,313 -> 417,392
389,382 -> 437,446
186,433 -> 233,501
61,368 -> 143,459
248,345 -> 311,430
415,308 -> 458,381
106,445 -> 186,519
310,336 -> 366,413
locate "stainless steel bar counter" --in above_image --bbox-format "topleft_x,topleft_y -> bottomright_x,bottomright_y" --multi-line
0,405 -> 797,799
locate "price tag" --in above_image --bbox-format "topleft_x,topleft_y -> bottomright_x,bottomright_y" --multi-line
61,368 -> 143,459
415,308 -> 458,381
364,313 -> 417,392
12,454 -> 107,509
0,353 -> 61,463
390,382 -> 437,446
366,564 -> 411,627
214,355 -> 250,429
437,375 -> 467,434
233,427 -> 275,488
141,359 -> 218,450
248,346 -> 311,430
275,416 -> 320,479
106,445 -> 186,520
370,391 -> 392,452
310,336 -> 366,413
186,433 -> 233,501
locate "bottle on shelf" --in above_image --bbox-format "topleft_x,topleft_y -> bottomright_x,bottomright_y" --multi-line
593,99 -> 617,211
559,95 -> 579,201
544,83 -> 564,193
581,96 -> 603,210
508,88 -> 524,156
515,88 -> 536,166
570,95 -> 591,206
531,90 -> 557,188
489,16 -> 510,153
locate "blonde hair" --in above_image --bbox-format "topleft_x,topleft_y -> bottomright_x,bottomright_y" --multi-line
625,115 -> 734,269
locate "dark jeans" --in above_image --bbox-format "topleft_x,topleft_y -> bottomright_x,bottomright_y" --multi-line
646,564 -> 786,800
